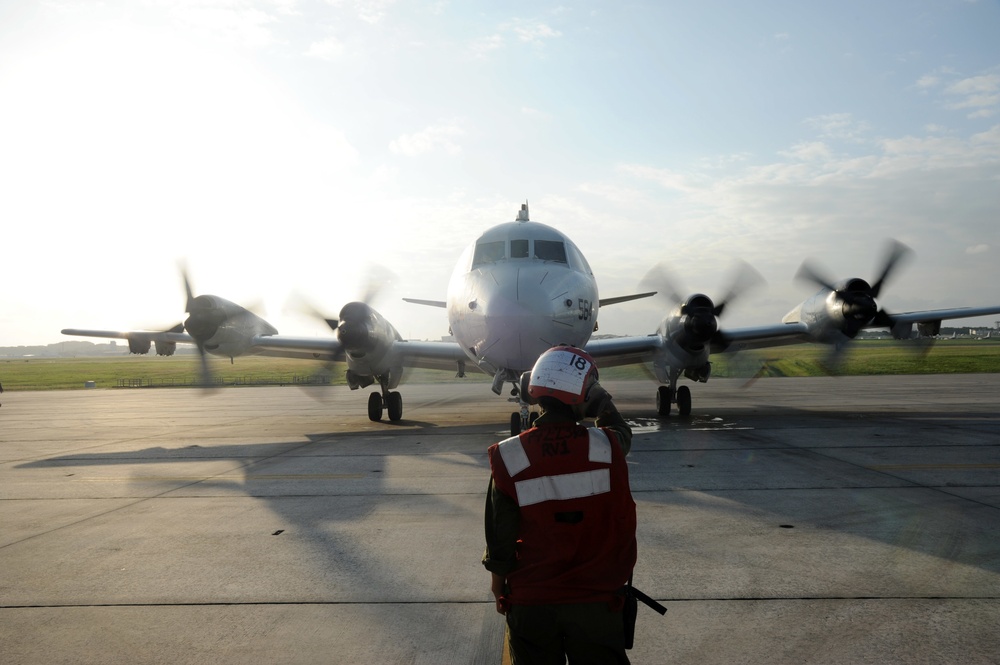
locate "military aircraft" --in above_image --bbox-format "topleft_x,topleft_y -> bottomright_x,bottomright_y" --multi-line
63,203 -> 1000,434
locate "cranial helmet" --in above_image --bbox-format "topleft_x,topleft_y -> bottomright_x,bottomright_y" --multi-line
525,345 -> 599,406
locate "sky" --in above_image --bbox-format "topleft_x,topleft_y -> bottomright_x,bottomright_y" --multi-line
1,0 -> 999,348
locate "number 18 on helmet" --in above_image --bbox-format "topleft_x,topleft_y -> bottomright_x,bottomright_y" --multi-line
525,346 -> 599,406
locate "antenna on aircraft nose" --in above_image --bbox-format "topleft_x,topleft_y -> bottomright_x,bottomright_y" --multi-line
517,201 -> 530,222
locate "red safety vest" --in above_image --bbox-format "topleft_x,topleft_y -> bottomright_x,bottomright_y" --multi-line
488,423 -> 637,606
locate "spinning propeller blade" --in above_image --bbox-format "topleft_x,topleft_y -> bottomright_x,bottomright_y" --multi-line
794,239 -> 922,373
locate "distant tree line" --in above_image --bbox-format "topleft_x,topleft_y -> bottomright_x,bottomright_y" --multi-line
0,340 -> 198,358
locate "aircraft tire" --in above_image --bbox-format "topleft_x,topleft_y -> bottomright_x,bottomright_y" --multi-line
656,386 -> 672,416
510,412 -> 521,437
368,392 -> 383,422
677,385 -> 692,416
387,391 -> 403,421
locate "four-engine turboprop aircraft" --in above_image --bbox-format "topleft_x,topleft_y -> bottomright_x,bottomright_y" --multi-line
63,203 -> 1000,434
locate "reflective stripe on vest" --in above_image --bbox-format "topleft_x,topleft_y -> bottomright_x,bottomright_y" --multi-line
588,428 -> 612,464
515,468 -> 611,507
498,434 -> 531,477
497,428 -> 612,478
498,428 -> 616,507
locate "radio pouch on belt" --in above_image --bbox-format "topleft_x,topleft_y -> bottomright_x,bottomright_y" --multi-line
623,586 -> 638,649
622,577 -> 667,650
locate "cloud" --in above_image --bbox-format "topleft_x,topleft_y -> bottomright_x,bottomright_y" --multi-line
472,19 -> 561,57
803,113 -> 871,142
944,73 -> 1000,117
780,141 -> 833,162
946,73 -> 1000,97
916,74 -> 941,90
616,164 -> 706,195
917,68 -> 1000,118
157,1 -> 282,48
511,21 -> 561,44
323,0 -> 397,24
520,106 -> 552,119
470,34 -> 504,58
352,0 -> 397,24
304,36 -> 346,60
389,123 -> 465,156
613,120 -> 1000,293
271,0 -> 300,16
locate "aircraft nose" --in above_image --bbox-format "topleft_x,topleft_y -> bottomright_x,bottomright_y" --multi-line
486,272 -> 570,322
473,267 -> 590,368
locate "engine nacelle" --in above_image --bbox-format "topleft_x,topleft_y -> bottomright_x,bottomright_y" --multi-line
346,370 -> 375,390
684,362 -> 712,384
891,321 -> 915,340
128,338 -> 151,354
674,294 -> 718,350
155,341 -> 177,356
917,320 -> 941,338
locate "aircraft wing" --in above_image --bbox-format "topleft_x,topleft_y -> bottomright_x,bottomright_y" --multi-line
584,323 -> 812,368
61,328 -> 194,344
715,322 -> 813,351
584,335 -> 664,368
62,328 -> 470,373
251,335 -> 471,373
883,305 -> 1000,326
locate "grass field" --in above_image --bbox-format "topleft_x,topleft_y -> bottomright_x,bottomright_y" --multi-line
3,339 -> 1000,391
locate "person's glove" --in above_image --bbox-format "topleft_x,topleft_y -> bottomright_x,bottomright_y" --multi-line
583,381 -> 613,418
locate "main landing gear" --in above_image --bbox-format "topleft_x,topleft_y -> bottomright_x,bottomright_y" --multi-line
654,363 -> 696,417
656,385 -> 691,417
367,377 -> 403,422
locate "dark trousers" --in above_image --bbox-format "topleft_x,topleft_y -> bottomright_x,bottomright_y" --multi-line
505,602 -> 630,665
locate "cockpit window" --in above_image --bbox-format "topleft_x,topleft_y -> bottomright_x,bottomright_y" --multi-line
566,243 -> 593,274
535,239 -> 567,263
473,240 -> 505,266
511,239 -> 529,259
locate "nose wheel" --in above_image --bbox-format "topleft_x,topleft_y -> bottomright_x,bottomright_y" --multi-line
509,409 -> 538,436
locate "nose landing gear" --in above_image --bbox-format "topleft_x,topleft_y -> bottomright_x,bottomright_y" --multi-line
508,382 -> 538,436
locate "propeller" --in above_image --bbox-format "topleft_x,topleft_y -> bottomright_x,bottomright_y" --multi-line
712,260 -> 766,318
641,259 -> 765,347
286,264 -> 400,395
870,239 -> 912,298
179,264 -> 223,389
740,356 -> 777,388
639,263 -> 685,306
318,264 -> 397,333
794,239 -> 915,371
796,240 -> 912,324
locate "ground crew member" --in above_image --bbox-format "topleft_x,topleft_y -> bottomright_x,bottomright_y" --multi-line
483,345 -> 636,664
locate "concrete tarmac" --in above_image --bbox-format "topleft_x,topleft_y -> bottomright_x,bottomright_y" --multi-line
1,375 -> 999,664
